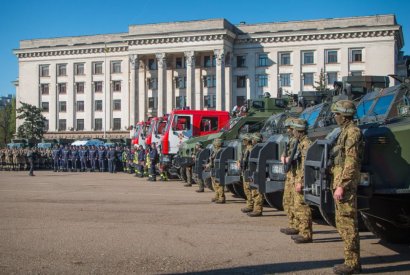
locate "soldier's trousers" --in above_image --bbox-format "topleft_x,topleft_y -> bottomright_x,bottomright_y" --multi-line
251,189 -> 263,213
211,177 -> 225,201
243,180 -> 253,209
335,189 -> 360,268
186,166 -> 193,184
293,191 -> 312,239
29,159 -> 34,175
283,172 -> 297,229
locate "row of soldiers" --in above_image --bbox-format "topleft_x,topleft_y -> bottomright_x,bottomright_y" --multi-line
0,147 -> 47,171
183,99 -> 362,275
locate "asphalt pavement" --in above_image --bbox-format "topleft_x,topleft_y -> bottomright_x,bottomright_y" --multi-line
0,171 -> 409,274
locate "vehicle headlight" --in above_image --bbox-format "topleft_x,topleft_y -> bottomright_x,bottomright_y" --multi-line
359,172 -> 370,186
271,163 -> 285,174
228,161 -> 240,175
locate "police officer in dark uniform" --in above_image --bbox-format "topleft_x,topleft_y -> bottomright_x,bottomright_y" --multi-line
52,145 -> 61,172
107,146 -> 116,173
89,145 -> 97,172
79,146 -> 89,172
98,145 -> 106,172
71,146 -> 79,172
61,145 -> 70,172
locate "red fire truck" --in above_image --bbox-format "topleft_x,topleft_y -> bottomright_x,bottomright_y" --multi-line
145,115 -> 168,147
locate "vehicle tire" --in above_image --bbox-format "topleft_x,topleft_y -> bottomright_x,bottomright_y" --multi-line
232,182 -> 247,200
263,191 -> 284,210
361,212 -> 410,244
226,184 -> 237,196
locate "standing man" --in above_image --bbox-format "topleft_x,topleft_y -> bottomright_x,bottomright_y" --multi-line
52,145 -> 60,172
331,100 -> 363,275
27,147 -> 35,176
291,118 -> 313,244
280,118 -> 300,235
107,146 -> 115,173
71,146 -> 79,172
206,138 -> 225,203
98,145 -> 106,172
148,143 -> 159,181
247,133 -> 264,217
89,145 -> 97,172
240,134 -> 254,213
61,145 -> 70,172
194,142 -> 205,192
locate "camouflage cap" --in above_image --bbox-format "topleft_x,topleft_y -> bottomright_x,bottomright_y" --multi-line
195,141 -> 203,147
242,133 -> 252,141
331,100 -> 356,117
284,117 -> 295,128
290,118 -> 307,131
252,133 -> 263,142
213,138 -> 223,147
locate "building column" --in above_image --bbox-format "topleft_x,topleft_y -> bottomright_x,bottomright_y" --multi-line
85,62 -> 93,131
156,53 -> 167,117
138,58 -> 146,122
246,76 -> 251,100
166,64 -> 174,114
195,65 -> 202,110
129,54 -> 137,125
214,49 -> 225,111
224,52 -> 232,112
185,51 -> 195,109
50,64 -> 57,131
293,50 -> 302,93
104,57 -> 112,132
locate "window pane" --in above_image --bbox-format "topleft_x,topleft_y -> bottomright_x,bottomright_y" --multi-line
351,49 -> 362,62
59,101 -> 66,112
95,100 -> 103,111
58,119 -> 66,131
258,53 -> 268,66
113,100 -> 121,111
41,102 -> 49,112
280,74 -> 291,87
95,119 -> 102,130
58,64 -> 67,76
237,56 -> 246,67
112,61 -> 121,73
327,50 -> 338,63
303,52 -> 314,64
58,83 -> 66,94
76,119 -> 84,131
258,75 -> 268,87
303,73 -> 314,86
75,63 -> 84,75
237,76 -> 246,88
94,81 -> 103,93
373,94 -> 394,116
76,82 -> 84,94
148,59 -> 157,70
77,101 -> 84,112
41,84 -> 49,95
40,65 -> 49,77
113,118 -> 121,130
93,62 -> 103,75
327,72 -> 338,85
280,53 -> 290,65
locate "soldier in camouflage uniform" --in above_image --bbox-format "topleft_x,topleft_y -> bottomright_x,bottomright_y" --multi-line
184,148 -> 195,187
331,100 -> 363,275
206,138 -> 225,203
280,118 -> 300,235
247,133 -> 264,217
240,134 -> 254,213
194,142 -> 205,192
0,148 -> 5,170
290,118 -> 313,244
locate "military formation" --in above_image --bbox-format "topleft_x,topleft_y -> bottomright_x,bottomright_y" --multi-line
0,100 -> 364,274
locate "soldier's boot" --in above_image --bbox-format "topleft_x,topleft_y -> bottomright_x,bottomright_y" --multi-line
196,188 -> 204,193
280,228 -> 299,235
184,183 -> 192,187
292,235 -> 313,244
211,197 -> 218,203
215,199 -> 226,204
241,207 -> 253,213
333,264 -> 362,275
247,211 -> 262,217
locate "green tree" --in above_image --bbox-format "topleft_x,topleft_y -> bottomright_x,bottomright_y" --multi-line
16,101 -> 46,143
314,69 -> 328,91
0,97 -> 16,146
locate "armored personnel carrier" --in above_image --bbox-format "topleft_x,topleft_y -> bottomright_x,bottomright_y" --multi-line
304,78 -> 410,243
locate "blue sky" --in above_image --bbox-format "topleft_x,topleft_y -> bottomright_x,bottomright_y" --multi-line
1,0 -> 409,97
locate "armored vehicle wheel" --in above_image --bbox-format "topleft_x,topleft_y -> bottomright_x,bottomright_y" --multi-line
226,184 -> 236,196
232,182 -> 247,200
179,167 -> 187,182
361,212 -> 410,244
205,178 -> 214,191
263,191 -> 284,210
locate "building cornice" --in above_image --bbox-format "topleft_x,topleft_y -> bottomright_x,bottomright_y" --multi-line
15,46 -> 128,59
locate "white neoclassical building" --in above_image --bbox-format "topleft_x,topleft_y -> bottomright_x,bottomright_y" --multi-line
14,14 -> 404,139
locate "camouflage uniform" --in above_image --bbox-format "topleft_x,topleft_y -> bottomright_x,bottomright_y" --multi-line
331,100 -> 362,274
248,133 -> 264,216
207,139 -> 225,203
240,134 -> 254,212
193,142 -> 205,192
292,118 -> 313,243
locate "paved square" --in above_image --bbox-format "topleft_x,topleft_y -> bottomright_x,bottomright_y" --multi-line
0,171 -> 409,274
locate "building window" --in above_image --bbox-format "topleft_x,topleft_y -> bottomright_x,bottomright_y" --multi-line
327,72 -> 338,85
93,62 -> 103,75
326,50 -> 338,64
351,49 -> 363,62
237,55 -> 246,67
58,119 -> 66,131
39,65 -> 49,77
204,94 -> 216,108
258,74 -> 268,87
59,101 -> 66,112
237,76 -> 246,88
279,74 -> 291,87
44,119 -> 49,131
74,63 -> 85,75
113,99 -> 121,111
113,118 -> 121,130
41,102 -> 49,112
76,101 -> 84,112
148,59 -> 157,70
57,64 -> 67,76
175,57 -> 184,69
111,61 -> 121,73
303,51 -> 314,65
175,77 -> 186,89
95,118 -> 102,130
41,84 -> 49,95
58,83 -> 67,94
280,52 -> 291,65
236,96 -> 246,107
351,71 -> 363,76
258,53 -> 268,67
148,78 -> 158,90
303,73 -> 314,86
148,97 -> 157,109
95,100 -> 103,111
204,55 -> 216,67
75,82 -> 85,94
204,75 -> 216,88
113,81 -> 121,92
76,119 -> 84,131
175,96 -> 187,109
94,81 -> 103,93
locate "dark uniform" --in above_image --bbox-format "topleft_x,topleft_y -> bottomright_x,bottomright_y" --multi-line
148,144 -> 159,181
89,146 -> 97,172
194,142 -> 205,192
27,148 -> 35,176
52,146 -> 61,172
61,146 -> 70,172
240,134 -> 254,212
98,146 -> 106,172
331,100 -> 363,275
79,146 -> 89,172
71,147 -> 79,172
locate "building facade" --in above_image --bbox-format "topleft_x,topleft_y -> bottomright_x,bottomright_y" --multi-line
14,14 -> 404,138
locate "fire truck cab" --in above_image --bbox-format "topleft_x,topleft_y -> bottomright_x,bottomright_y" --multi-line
145,115 -> 168,147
